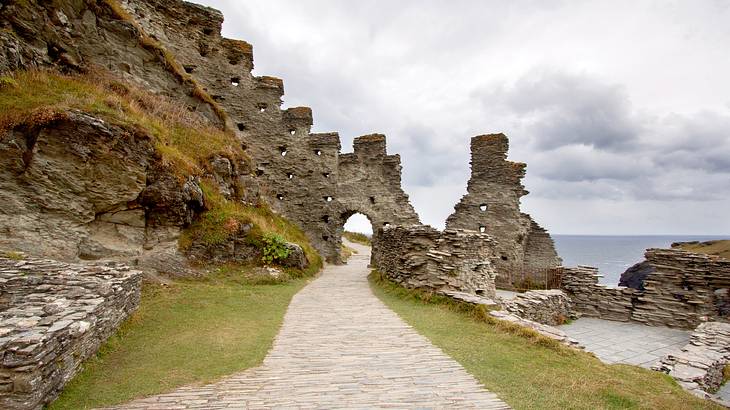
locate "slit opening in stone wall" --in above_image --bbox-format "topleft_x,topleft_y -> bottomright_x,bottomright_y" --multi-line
479,203 -> 488,211
289,129 -> 296,135
257,103 -> 267,112
322,215 -> 330,223
237,123 -> 246,131
369,196 -> 376,204
324,196 -> 333,202
475,289 -> 485,296
323,172 -> 330,178
279,146 -> 287,156
287,172 -> 293,179
314,149 -> 322,156
231,77 -> 240,87
479,225 -> 486,233
276,194 -> 284,200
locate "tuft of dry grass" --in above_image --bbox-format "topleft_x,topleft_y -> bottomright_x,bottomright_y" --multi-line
0,70 -> 244,176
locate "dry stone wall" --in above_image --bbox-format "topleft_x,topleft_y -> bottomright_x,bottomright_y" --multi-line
502,289 -> 576,326
371,225 -> 497,298
654,321 -> 730,403
0,254 -> 142,410
562,249 -> 730,328
445,134 -> 561,289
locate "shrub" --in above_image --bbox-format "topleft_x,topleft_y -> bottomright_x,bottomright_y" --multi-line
261,233 -> 290,265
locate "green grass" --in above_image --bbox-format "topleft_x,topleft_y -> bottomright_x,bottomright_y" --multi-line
343,231 -> 371,246
179,180 -> 322,276
50,274 -> 310,409
369,272 -> 723,410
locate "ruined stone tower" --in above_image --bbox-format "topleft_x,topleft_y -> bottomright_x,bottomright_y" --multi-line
446,134 -> 561,288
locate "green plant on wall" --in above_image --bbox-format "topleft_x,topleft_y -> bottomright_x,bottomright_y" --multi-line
262,233 -> 290,265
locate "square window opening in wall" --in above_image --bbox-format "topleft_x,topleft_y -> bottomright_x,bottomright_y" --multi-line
231,77 -> 240,87
237,123 -> 246,131
323,235 -> 330,241
289,129 -> 296,135
314,149 -> 322,156
383,222 -> 391,228
255,169 -> 264,176
500,255 -> 508,261
276,194 -> 284,200
287,172 -> 294,179
322,215 -> 330,223
324,196 -> 333,202
183,65 -> 195,74
279,146 -> 287,156
241,143 -> 247,150
257,103 -> 267,112
369,196 -> 375,204
323,172 -> 330,178
202,27 -> 214,35
479,203 -> 488,211
479,225 -> 486,233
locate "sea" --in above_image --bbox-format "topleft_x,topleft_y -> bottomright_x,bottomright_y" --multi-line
553,235 -> 730,285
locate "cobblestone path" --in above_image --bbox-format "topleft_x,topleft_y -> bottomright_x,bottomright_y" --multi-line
107,242 -> 509,409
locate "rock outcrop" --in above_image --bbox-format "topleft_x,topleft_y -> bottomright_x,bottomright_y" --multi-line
618,260 -> 654,290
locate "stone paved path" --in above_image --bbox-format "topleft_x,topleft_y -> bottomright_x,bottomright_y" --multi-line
559,317 -> 690,368
106,242 -> 509,409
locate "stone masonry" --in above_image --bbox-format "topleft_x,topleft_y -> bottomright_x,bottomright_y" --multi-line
562,248 -> 730,328
446,134 -> 561,289
0,254 -> 142,410
501,289 -> 576,326
655,321 -> 730,403
371,225 -> 498,298
121,0 -> 421,263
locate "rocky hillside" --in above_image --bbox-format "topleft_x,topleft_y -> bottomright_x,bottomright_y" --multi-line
0,0 -> 321,277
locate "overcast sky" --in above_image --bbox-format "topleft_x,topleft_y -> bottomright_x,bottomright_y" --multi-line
196,0 -> 730,235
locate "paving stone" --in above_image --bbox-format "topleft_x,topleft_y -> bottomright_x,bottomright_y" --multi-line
104,242 -> 509,409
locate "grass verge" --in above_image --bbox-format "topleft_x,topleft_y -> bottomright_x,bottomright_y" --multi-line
49,274 -> 309,409
369,272 -> 723,410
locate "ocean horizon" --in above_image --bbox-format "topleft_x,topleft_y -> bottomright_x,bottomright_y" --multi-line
553,234 -> 730,284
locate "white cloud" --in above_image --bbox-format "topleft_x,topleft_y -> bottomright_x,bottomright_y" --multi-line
196,0 -> 730,234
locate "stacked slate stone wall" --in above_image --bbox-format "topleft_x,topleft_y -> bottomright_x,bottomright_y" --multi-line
562,249 -> 730,328
445,134 -> 561,289
0,255 -> 142,410
502,289 -> 576,326
372,225 -> 497,298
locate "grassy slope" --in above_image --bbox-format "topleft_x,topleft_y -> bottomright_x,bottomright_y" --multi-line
50,275 -> 309,409
675,240 -> 730,260
369,273 -> 723,410
343,231 -> 371,246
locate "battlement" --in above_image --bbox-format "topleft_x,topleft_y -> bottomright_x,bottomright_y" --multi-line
353,134 -> 387,158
